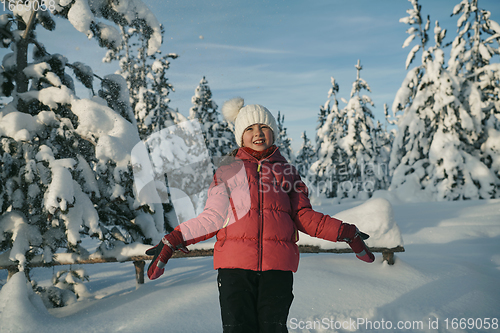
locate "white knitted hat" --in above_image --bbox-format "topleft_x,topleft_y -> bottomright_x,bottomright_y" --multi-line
221,97 -> 279,147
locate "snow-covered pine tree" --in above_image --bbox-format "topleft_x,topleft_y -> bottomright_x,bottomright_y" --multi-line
382,103 -> 398,156
372,121 -> 393,191
309,76 -> 347,198
189,77 -> 218,124
275,111 -> 293,163
294,131 -> 316,179
389,0 -> 497,201
335,60 -> 378,199
166,77 -> 234,216
0,0 -> 164,282
448,0 -> 500,195
316,85 -> 333,131
188,77 -> 236,158
448,0 -> 500,75
372,105 -> 395,192
101,9 -> 193,232
103,24 -> 181,140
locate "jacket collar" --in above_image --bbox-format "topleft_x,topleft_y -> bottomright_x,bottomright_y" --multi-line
236,145 -> 287,164
240,145 -> 276,160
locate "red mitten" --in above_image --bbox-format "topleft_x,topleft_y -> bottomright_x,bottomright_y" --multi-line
338,223 -> 375,263
145,229 -> 188,280
349,234 -> 375,263
337,223 -> 357,242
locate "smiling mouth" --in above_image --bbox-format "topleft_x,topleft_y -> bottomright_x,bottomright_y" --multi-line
253,140 -> 266,144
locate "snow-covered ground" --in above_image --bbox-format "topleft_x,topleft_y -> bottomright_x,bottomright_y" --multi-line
1,197 -> 500,333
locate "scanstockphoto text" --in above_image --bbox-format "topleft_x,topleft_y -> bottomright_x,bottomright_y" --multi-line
288,317 -> 499,331
303,177 -> 377,197
2,0 -> 56,12
299,159 -> 390,197
242,160 -> 390,197
300,159 -> 390,180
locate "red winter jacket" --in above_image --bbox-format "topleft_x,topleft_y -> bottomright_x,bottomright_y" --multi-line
176,147 -> 343,272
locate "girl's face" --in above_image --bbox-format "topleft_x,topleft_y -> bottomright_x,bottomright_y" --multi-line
242,123 -> 274,151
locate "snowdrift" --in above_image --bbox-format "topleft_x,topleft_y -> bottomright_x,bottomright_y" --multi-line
298,197 -> 403,250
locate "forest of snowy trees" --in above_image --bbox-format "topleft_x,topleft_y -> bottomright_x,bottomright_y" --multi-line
387,0 -> 500,201
299,0 -> 500,202
0,0 -> 499,306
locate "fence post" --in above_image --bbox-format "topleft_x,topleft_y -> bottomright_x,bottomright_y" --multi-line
7,266 -> 19,281
134,260 -> 145,284
382,250 -> 395,265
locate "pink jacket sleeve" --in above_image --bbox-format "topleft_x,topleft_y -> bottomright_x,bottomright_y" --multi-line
175,176 -> 230,246
289,171 -> 343,242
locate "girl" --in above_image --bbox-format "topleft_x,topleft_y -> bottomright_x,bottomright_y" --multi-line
146,97 -> 374,333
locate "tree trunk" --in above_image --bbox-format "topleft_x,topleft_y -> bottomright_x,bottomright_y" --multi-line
15,38 -> 29,93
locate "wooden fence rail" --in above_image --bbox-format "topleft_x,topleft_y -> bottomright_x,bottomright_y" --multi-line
0,246 -> 404,284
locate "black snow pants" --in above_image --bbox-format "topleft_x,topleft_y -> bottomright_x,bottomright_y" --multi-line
217,268 -> 294,333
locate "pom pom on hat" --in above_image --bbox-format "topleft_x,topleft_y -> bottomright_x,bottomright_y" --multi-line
222,97 -> 279,147
222,97 -> 244,123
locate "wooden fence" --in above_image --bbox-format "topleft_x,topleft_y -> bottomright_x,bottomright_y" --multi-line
0,245 -> 404,284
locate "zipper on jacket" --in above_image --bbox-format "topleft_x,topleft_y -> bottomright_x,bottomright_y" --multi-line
258,161 -> 263,271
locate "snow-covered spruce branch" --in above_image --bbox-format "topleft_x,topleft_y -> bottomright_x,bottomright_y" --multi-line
31,40 -> 104,86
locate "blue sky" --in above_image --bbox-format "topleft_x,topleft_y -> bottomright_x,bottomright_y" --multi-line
144,0 -> 500,151
5,0 -> 500,151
